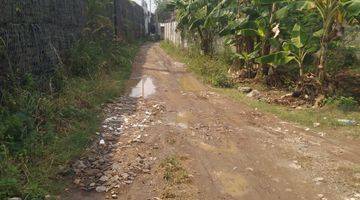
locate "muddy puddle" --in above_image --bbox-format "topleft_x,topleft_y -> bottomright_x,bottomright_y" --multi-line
129,76 -> 156,98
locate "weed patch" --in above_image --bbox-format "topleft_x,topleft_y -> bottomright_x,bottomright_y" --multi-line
161,156 -> 190,185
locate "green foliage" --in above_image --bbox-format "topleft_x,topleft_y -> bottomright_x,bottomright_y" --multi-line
279,24 -> 319,76
326,42 -> 359,73
256,51 -> 294,67
0,148 -> 21,199
169,0 -> 359,89
66,40 -> 104,77
168,0 -> 224,54
161,156 -> 190,184
156,0 -> 173,23
234,50 -> 259,66
65,37 -> 134,78
325,96 -> 359,112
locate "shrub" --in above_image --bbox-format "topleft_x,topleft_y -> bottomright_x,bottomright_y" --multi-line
325,96 -> 359,112
326,44 -> 358,74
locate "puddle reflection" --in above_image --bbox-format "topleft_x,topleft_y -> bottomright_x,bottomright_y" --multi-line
129,76 -> 156,98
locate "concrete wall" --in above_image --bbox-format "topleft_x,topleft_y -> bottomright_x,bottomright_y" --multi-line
160,21 -> 186,47
161,21 -> 226,53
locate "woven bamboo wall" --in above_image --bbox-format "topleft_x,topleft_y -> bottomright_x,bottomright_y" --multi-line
0,0 -> 148,90
115,0 -> 146,40
0,0 -> 86,84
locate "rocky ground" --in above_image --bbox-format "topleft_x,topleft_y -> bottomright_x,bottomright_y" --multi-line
64,43 -> 360,200
71,97 -> 165,195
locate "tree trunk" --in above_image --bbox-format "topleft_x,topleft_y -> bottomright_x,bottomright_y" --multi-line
202,39 -> 211,55
115,0 -> 126,41
299,63 -> 304,77
245,36 -> 254,54
199,30 -> 213,55
318,44 -> 326,84
257,3 -> 277,79
233,35 -> 243,67
114,0 -> 118,37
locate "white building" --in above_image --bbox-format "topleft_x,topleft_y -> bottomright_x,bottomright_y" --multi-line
141,0 -> 151,35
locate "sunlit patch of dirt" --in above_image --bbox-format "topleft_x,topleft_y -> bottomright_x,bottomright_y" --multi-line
213,171 -> 248,198
337,164 -> 360,189
176,111 -> 194,125
190,139 -> 238,154
178,75 -> 206,92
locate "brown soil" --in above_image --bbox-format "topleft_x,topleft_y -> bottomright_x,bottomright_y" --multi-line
64,43 -> 360,200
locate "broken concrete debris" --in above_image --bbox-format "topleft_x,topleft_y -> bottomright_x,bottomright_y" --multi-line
71,96 -> 165,193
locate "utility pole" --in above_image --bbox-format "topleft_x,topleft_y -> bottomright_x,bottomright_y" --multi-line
149,0 -> 152,34
114,0 -> 118,37
149,0 -> 152,14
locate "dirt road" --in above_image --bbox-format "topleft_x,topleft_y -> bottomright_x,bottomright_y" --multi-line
67,43 -> 360,200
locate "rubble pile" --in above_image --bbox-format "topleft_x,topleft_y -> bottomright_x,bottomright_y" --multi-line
71,96 -> 165,193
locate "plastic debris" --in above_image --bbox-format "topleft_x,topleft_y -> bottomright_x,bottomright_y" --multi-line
99,139 -> 106,145
337,119 -> 356,126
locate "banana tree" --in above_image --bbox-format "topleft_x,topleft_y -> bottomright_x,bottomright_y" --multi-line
255,23 -> 318,78
314,0 -> 359,83
283,24 -> 318,77
233,49 -> 260,75
255,51 -> 294,69
210,0 -> 260,54
209,0 -> 285,77
168,0 -> 223,55
275,0 -> 360,83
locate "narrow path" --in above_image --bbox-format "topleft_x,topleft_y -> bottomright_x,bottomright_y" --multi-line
67,43 -> 360,200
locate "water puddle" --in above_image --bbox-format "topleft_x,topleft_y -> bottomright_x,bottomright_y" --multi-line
129,76 -> 156,98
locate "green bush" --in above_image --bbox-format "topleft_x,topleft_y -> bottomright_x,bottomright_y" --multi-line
325,96 -> 359,112
326,44 -> 359,74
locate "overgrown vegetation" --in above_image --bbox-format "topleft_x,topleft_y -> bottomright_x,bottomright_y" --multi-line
155,0 -> 174,23
160,41 -> 360,137
0,0 -> 140,198
160,0 -> 360,103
